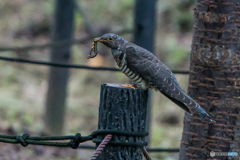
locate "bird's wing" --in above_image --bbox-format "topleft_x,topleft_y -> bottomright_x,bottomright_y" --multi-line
125,46 -> 214,122
125,46 -> 190,112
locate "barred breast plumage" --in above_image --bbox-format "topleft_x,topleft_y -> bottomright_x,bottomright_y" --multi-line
117,52 -> 148,89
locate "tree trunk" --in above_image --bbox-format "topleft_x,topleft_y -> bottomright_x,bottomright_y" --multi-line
44,0 -> 74,135
180,1 -> 240,159
133,0 -> 156,145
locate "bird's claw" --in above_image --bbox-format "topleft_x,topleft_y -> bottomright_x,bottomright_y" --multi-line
120,84 -> 136,90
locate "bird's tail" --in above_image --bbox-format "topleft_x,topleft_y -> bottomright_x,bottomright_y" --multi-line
157,82 -> 215,122
195,104 -> 215,123
189,98 -> 216,123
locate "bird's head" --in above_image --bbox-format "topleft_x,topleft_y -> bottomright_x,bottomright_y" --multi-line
94,33 -> 125,50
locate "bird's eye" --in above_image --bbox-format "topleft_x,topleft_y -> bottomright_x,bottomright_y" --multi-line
108,37 -> 113,41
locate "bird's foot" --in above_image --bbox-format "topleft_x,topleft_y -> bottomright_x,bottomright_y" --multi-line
120,84 -> 136,90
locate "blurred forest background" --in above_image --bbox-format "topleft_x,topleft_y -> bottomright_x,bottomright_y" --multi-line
0,0 -> 195,159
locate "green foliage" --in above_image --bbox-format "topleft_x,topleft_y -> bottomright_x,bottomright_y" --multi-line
151,127 -> 164,147
176,11 -> 193,33
164,35 -> 190,68
81,0 -> 134,29
42,0 -> 55,16
24,113 -> 34,125
74,12 -> 83,27
7,109 -> 18,123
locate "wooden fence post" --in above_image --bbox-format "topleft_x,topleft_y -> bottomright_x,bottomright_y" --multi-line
96,83 -> 148,159
44,0 -> 74,135
133,0 -> 156,145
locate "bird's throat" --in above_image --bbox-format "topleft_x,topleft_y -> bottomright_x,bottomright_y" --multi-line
111,49 -> 124,66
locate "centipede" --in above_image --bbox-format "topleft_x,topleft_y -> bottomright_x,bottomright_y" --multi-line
87,39 -> 98,59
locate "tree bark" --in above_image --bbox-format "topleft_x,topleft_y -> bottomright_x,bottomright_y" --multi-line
180,1 -> 240,159
44,0 -> 74,135
97,83 -> 148,159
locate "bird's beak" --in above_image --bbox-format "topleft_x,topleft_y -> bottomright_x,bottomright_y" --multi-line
94,37 -> 107,43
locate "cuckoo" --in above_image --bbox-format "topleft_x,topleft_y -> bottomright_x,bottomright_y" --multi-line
88,33 -> 215,122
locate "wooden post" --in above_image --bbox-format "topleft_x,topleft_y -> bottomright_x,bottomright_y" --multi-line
133,0 -> 156,144
96,83 -> 148,159
44,0 -> 74,135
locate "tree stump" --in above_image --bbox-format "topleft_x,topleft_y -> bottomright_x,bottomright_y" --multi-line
96,83 -> 148,159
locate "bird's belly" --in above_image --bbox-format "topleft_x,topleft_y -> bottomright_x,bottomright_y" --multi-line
119,63 -> 147,90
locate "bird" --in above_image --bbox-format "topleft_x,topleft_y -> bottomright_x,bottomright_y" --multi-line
90,33 -> 215,122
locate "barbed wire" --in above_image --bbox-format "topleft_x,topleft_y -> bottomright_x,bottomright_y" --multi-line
0,56 -> 190,74
0,28 -> 132,52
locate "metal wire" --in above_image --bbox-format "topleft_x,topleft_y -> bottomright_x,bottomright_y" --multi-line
0,56 -> 189,74
147,148 -> 180,152
0,56 -> 120,71
0,133 -> 92,148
